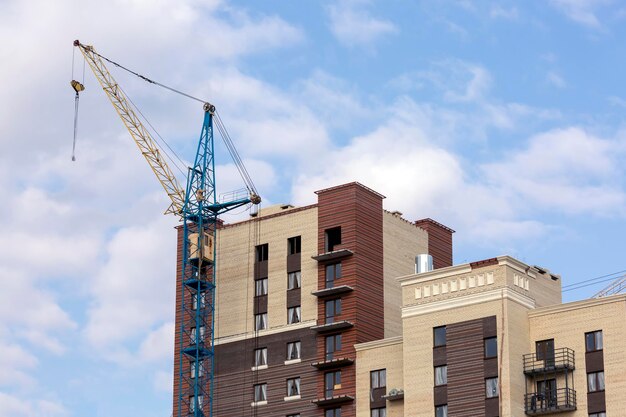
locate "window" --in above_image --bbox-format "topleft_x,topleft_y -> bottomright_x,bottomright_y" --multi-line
587,371 -> 605,392
371,369 -> 386,389
325,227 -> 341,252
190,360 -> 204,378
371,408 -> 386,417
434,365 -> 447,386
254,348 -> 267,367
325,370 -> 341,397
325,263 -> 342,288
192,291 -> 206,310
325,299 -> 342,324
434,326 -> 446,347
288,271 -> 301,290
255,278 -> 268,296
325,409 -> 341,417
435,405 -> 448,417
589,413 -> 606,417
485,377 -> 499,398
536,339 -> 555,363
288,236 -> 301,255
255,313 -> 267,331
287,341 -> 301,360
254,383 -> 267,402
190,326 -> 205,343
586,330 -> 603,352
255,244 -> 268,262
288,306 -> 301,324
189,394 -> 203,413
484,337 -> 497,358
325,334 -> 342,360
286,377 -> 301,397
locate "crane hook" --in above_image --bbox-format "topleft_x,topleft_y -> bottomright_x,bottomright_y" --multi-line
71,80 -> 85,161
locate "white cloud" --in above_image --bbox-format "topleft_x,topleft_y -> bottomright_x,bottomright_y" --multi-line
327,0 -> 398,47
483,127 -> 626,215
153,369 -> 174,393
550,0 -> 612,28
138,322 -> 175,363
490,5 -> 519,20
0,393 -> 68,417
547,71 -> 567,88
83,215 -> 176,361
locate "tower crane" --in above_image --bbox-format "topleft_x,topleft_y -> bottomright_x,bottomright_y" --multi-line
72,40 -> 261,417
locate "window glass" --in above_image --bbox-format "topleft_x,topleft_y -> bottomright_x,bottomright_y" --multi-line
325,299 -> 342,323
434,326 -> 446,347
435,405 -> 448,417
255,278 -> 268,296
288,271 -> 301,290
287,377 -> 301,397
254,383 -> 267,402
370,369 -> 386,388
288,306 -> 301,324
588,371 -> 605,392
484,337 -> 497,358
255,244 -> 268,262
585,330 -> 603,352
255,313 -> 267,331
371,408 -> 386,417
325,334 -> 342,360
325,371 -> 341,397
189,394 -> 204,413
190,360 -> 204,378
325,263 -> 342,288
434,365 -> 447,386
254,348 -> 267,366
325,409 -> 341,417
192,291 -> 206,310
287,341 -> 301,360
485,377 -> 499,398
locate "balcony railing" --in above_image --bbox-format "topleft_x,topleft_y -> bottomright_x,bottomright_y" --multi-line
524,388 -> 576,415
523,348 -> 575,375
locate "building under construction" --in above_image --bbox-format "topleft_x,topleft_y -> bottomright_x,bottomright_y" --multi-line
171,181 -> 626,417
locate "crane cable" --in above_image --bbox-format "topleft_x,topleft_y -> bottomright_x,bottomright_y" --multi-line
71,48 -> 86,161
80,44 -> 259,197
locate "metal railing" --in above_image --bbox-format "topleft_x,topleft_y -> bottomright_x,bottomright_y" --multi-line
523,348 -> 575,374
524,388 -> 576,414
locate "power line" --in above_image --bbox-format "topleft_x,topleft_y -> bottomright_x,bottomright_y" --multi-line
562,269 -> 626,293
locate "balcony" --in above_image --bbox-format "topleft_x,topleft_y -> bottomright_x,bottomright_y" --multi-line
523,348 -> 575,375
312,394 -> 354,407
311,320 -> 354,333
312,248 -> 353,262
524,388 -> 576,415
311,357 -> 354,370
311,285 -> 354,298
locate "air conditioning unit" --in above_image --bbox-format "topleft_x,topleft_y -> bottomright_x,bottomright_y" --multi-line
189,232 -> 214,263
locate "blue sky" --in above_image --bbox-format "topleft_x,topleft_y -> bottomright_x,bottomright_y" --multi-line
1,0 -> 626,416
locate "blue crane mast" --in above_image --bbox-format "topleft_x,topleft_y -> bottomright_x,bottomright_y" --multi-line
72,41 -> 261,417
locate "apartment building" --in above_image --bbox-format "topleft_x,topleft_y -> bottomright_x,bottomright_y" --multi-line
171,182 -> 454,417
355,257 -> 626,417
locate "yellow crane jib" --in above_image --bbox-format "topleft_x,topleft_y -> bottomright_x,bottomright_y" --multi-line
72,39 -> 186,216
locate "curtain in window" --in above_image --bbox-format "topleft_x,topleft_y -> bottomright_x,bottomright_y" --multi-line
288,378 -> 300,396
254,384 -> 267,402
255,349 -> 267,366
288,307 -> 301,324
288,271 -> 301,289
255,314 -> 267,330
288,342 -> 300,360
435,366 -> 447,386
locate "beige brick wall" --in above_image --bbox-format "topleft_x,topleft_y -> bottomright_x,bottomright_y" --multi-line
214,206 -> 318,340
382,212 -> 428,338
355,337 -> 404,417
528,295 -> 626,416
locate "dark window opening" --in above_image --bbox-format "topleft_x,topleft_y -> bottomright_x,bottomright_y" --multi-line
536,378 -> 557,407
325,298 -> 342,324
325,263 -> 342,288
585,330 -> 603,352
536,339 -> 555,366
325,227 -> 342,252
255,244 -> 268,262
288,236 -> 301,255
485,337 -> 497,358
434,326 -> 446,347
